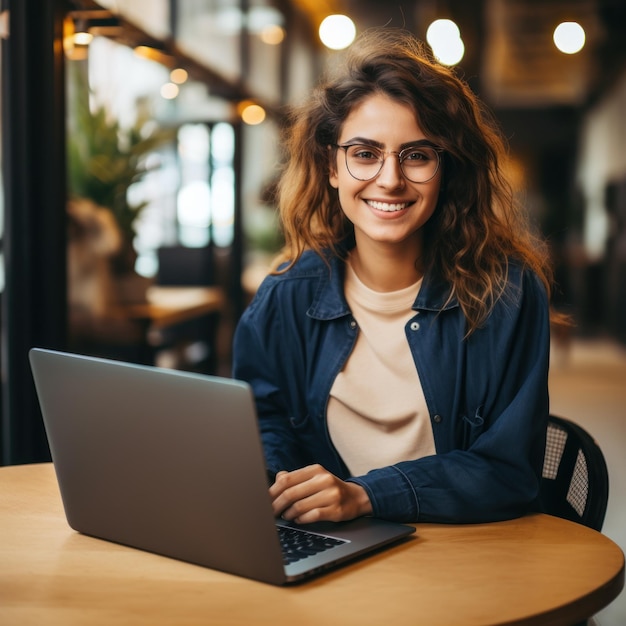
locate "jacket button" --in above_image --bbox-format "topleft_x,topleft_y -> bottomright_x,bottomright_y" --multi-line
410,321 -> 420,331
349,319 -> 357,329
433,414 -> 442,423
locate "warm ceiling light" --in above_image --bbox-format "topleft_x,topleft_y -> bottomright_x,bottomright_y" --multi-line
73,31 -> 93,46
160,83 -> 179,100
238,101 -> 266,125
426,19 -> 460,47
170,68 -> 189,84
319,14 -> 356,50
433,36 -> 465,66
426,18 -> 464,66
241,104 -> 266,125
553,22 -> 586,54
260,24 -> 285,45
64,17 -> 90,59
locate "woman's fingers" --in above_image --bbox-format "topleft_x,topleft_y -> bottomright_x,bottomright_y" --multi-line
269,465 -> 371,523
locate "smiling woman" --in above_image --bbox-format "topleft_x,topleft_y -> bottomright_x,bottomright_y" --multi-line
327,93 -> 442,287
232,28 -> 567,526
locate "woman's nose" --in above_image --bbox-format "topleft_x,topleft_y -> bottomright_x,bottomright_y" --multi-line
375,154 -> 405,189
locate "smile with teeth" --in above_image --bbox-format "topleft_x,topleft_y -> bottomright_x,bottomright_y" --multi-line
366,200 -> 411,212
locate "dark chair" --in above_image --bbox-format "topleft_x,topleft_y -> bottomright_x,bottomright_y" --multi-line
539,414 -> 609,532
153,245 -> 221,373
157,245 -> 215,287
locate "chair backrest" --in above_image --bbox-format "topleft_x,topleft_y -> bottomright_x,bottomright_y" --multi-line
539,415 -> 609,531
157,245 -> 214,286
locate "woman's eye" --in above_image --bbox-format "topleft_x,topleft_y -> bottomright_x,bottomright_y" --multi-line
404,150 -> 428,161
352,147 -> 380,160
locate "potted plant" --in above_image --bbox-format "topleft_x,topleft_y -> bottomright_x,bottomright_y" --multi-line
66,61 -> 175,301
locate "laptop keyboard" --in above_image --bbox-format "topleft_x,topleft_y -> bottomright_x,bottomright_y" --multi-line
278,526 -> 347,565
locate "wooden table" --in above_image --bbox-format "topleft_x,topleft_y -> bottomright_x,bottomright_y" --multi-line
1,464 -> 623,626
125,285 -> 226,370
69,285 -> 227,370
125,285 -> 226,329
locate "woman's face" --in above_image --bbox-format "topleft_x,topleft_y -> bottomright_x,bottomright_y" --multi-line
329,93 -> 442,255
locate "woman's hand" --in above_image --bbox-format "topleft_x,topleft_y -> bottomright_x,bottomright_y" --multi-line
269,464 -> 372,524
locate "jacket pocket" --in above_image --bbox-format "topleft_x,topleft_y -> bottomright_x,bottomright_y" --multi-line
461,406 -> 485,449
289,413 -> 311,430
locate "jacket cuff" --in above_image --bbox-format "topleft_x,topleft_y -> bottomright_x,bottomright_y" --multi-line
347,465 -> 420,522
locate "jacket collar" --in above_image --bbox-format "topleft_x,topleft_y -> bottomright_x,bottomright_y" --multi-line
306,252 -> 458,321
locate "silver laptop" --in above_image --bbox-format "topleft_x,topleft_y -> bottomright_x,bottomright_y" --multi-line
29,348 -> 415,585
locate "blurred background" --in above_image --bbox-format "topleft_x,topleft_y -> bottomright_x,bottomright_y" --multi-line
1,0 -> 625,621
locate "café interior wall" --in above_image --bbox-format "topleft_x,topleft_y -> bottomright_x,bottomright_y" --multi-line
576,67 -> 626,262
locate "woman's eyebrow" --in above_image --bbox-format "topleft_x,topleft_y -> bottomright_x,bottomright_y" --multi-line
339,137 -> 435,149
339,136 -> 385,148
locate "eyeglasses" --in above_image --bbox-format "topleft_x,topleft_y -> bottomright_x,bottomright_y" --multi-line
334,142 -> 443,183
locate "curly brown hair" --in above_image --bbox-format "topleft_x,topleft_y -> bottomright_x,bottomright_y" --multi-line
275,28 -> 558,334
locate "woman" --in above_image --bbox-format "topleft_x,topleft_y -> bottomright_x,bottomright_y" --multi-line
233,29 -> 558,524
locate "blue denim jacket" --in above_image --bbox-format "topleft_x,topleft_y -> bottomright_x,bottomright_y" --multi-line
233,250 -> 550,523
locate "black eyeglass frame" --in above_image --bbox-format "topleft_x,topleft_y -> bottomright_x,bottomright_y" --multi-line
333,142 -> 444,184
